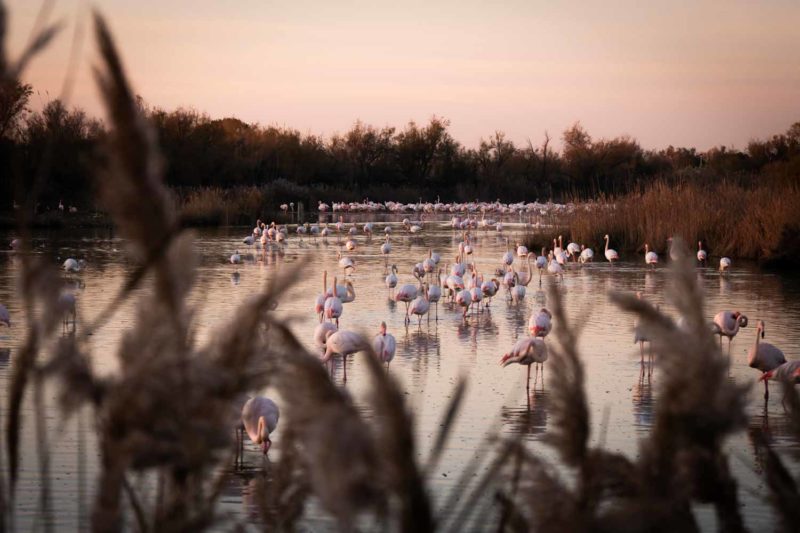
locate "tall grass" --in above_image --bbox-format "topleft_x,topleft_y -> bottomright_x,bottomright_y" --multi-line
565,180 -> 800,263
4,3 -> 800,532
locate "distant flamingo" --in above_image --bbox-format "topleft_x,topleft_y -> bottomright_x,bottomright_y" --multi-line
712,310 -> 748,352
395,283 -> 419,321
697,241 -> 708,264
386,265 -> 399,290
230,251 -> 242,265
719,257 -> 732,272
241,397 -> 279,455
428,270 -> 443,318
500,337 -> 548,388
324,276 -> 344,326
372,322 -> 397,367
337,251 -> 355,276
322,330 -> 368,381
579,245 -> 594,264
314,321 -> 338,352
748,320 -> 787,400
529,308 -> 552,338
644,243 -> 658,267
604,235 -> 619,263
408,284 -> 431,326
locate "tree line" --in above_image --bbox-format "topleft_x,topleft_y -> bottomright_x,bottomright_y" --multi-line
1,79 -> 798,214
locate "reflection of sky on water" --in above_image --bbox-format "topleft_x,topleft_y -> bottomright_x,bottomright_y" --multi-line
2,218 -> 800,530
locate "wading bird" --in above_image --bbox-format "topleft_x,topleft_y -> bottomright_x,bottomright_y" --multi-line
241,396 -> 279,455
604,235 -> 619,263
372,322 -> 397,368
748,320 -> 787,400
500,337 -> 548,388
712,310 -> 748,352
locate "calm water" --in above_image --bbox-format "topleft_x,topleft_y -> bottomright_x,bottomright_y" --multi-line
1,217 -> 800,531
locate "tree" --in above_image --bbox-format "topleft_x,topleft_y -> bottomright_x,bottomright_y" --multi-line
0,80 -> 32,139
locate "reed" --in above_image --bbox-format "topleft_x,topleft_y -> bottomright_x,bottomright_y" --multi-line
564,180 -> 800,263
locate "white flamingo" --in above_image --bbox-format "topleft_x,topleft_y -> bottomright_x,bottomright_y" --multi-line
241,397 -> 279,455
719,257 -> 732,272
428,271 -> 443,319
604,235 -> 619,263
381,236 -> 392,258
748,320 -> 787,400
63,258 -> 85,272
644,243 -> 658,267
500,337 -> 548,388
547,253 -> 564,281
230,251 -> 242,265
372,322 -> 397,368
579,245 -> 594,264
567,241 -> 581,261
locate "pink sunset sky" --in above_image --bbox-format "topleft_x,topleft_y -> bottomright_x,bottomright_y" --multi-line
7,0 -> 800,150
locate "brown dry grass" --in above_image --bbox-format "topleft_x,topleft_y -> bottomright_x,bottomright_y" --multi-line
565,181 -> 800,262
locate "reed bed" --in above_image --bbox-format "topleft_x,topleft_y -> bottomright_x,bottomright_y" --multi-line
564,181 -> 800,264
3,3 -> 800,532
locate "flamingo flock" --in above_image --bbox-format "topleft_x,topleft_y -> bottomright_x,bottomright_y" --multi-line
1,208 -> 795,472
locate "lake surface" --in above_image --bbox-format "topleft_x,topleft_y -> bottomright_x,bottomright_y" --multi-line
2,215 -> 800,530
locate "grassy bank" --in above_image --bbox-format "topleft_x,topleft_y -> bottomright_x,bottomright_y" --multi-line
562,181 -> 800,266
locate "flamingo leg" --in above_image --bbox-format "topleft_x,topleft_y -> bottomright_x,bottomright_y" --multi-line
764,377 -> 769,401
640,342 -> 644,364
526,364 -> 531,389
343,355 -> 348,383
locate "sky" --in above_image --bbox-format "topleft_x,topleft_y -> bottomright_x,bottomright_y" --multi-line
6,0 -> 800,150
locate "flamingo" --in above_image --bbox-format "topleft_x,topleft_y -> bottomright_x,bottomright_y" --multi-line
719,257 -> 732,272
547,253 -> 564,281
322,330 -> 368,381
604,235 -> 619,263
759,361 -> 800,405
0,304 -> 10,327
340,280 -> 356,304
712,310 -> 748,352
529,308 -> 552,338
579,245 -> 594,264
748,320 -> 787,400
423,250 -> 436,277
386,265 -> 399,290
58,291 -> 77,331
481,277 -> 499,308
243,235 -> 255,246
314,321 -> 338,352
516,253 -> 534,287
500,337 -> 548,388
567,241 -> 581,262
372,322 -> 397,368
324,277 -> 344,326
408,283 -> 431,326
345,238 -> 357,251
633,293 -> 651,365
644,243 -> 658,267
516,243 -> 529,258
535,247 -> 547,284
395,283 -> 418,321
381,236 -> 392,258
230,251 -> 242,264
455,288 -> 471,318
502,240 -> 514,268
241,397 -> 279,455
697,241 -> 708,264
337,251 -> 355,276
511,283 -> 526,304
428,272 -> 443,319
